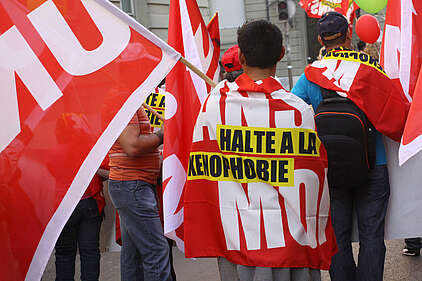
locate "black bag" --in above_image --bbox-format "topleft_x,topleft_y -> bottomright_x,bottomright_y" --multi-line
315,88 -> 376,188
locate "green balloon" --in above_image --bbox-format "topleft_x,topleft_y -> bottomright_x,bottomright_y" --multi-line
355,0 -> 388,14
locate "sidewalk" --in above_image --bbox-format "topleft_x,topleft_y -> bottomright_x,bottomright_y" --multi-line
42,239 -> 422,280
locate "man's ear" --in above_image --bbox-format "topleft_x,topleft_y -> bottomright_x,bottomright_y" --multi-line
345,31 -> 353,48
279,46 -> 286,61
238,49 -> 246,66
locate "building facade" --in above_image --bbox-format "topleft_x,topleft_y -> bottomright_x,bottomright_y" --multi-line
110,0 -> 385,86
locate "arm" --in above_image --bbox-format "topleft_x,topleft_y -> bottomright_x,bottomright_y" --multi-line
96,168 -> 110,180
291,73 -> 312,105
118,124 -> 163,157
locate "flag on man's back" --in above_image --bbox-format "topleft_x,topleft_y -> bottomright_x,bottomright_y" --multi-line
163,0 -> 220,250
381,0 -> 422,165
0,0 -> 179,280
305,48 -> 409,142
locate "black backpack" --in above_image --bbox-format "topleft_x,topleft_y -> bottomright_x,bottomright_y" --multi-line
315,88 -> 376,188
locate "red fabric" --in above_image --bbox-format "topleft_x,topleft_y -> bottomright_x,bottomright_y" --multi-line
100,154 -> 109,170
85,175 -> 105,213
184,74 -> 337,268
403,70 -> 422,143
207,12 -> 221,84
88,155 -> 109,215
299,1 -> 358,36
221,45 -> 241,72
299,0 -> 352,18
305,48 -> 409,142
0,1 -> 178,280
381,0 -> 422,164
164,0 -> 221,247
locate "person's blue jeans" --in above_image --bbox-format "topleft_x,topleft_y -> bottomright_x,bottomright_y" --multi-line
108,180 -> 172,281
329,165 -> 390,281
55,197 -> 102,281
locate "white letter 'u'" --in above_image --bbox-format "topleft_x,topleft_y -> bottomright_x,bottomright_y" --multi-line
28,0 -> 131,76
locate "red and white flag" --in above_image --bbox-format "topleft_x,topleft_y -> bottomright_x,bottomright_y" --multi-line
0,1 -> 179,280
163,0 -> 220,250
299,0 -> 358,22
184,74 -> 337,268
381,0 -> 422,165
305,48 -> 409,142
207,12 -> 221,83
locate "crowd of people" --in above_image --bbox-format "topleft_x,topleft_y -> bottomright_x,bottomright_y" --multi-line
53,11 -> 416,281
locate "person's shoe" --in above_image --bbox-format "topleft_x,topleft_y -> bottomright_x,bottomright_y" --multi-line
402,247 -> 420,256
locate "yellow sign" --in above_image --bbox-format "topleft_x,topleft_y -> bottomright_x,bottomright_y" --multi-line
216,125 -> 321,157
188,125 -> 322,186
144,92 -> 165,128
188,152 -> 294,187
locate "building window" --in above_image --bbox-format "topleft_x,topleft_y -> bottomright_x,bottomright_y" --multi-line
121,0 -> 135,16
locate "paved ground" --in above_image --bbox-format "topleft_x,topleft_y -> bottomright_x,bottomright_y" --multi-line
42,239 -> 422,280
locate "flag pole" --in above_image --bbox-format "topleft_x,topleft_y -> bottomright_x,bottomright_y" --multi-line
143,102 -> 165,122
144,56 -> 216,122
179,56 -> 217,88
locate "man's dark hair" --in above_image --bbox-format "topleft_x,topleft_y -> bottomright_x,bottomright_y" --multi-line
357,40 -> 366,52
321,33 -> 347,47
237,20 -> 283,69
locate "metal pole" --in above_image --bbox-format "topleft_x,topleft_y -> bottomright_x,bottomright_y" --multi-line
282,21 -> 294,91
265,0 -> 270,21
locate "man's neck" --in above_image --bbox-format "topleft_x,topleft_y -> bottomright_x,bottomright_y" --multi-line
243,65 -> 276,81
325,43 -> 351,52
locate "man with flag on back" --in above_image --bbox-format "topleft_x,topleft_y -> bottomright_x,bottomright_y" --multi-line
184,20 -> 337,281
292,11 -> 409,281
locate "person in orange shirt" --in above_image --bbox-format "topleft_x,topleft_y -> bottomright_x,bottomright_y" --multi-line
107,107 -> 172,281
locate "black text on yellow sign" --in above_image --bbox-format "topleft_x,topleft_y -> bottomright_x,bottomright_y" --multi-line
188,152 -> 294,186
325,50 -> 387,76
216,125 -> 321,157
145,92 -> 165,128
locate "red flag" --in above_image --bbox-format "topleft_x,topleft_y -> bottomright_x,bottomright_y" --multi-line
381,0 -> 422,164
163,0 -> 221,250
0,1 -> 179,280
184,74 -> 337,268
207,12 -> 221,83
